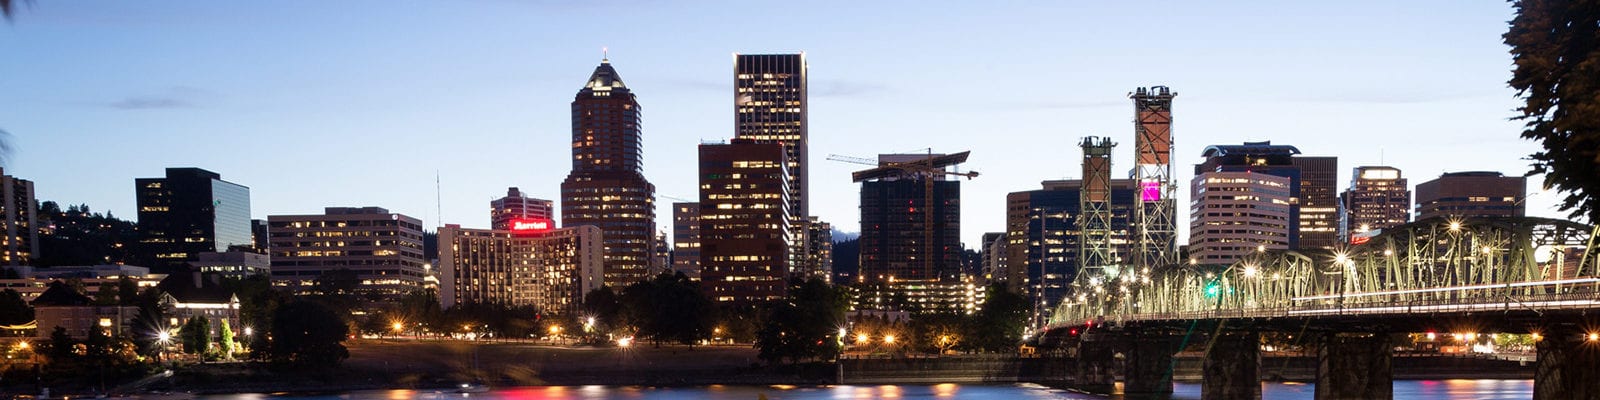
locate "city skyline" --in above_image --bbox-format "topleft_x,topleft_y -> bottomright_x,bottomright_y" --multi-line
0,1 -> 1564,248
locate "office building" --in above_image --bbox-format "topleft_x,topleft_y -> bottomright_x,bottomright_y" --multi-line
267,207 -> 426,298
734,53 -> 818,277
251,219 -> 269,252
1006,179 -> 1139,326
1340,166 -> 1411,243
1292,157 -> 1339,249
671,202 -> 701,280
805,217 -> 833,283
1189,171 -> 1293,265
1415,171 -> 1527,221
0,168 -> 37,266
437,224 -> 603,314
491,187 -> 555,230
135,168 -> 252,272
979,232 -> 1007,287
191,251 -> 271,279
698,140 -> 791,303
560,57 -> 657,288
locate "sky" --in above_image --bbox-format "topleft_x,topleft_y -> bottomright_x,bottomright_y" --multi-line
0,1 -> 1564,247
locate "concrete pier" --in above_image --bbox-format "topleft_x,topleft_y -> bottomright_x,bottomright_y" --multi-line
1123,335 -> 1177,397
1534,327 -> 1600,400
1314,333 -> 1393,400
1202,332 -> 1260,400
1074,335 -> 1117,394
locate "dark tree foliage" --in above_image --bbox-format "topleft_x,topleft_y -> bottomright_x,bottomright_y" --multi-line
269,300 -> 350,367
968,283 -> 1031,352
180,316 -> 210,354
443,301 -> 540,339
395,288 -> 444,333
1506,0 -> 1600,223
582,285 -> 622,337
621,272 -> 715,346
0,288 -> 33,325
755,278 -> 849,364
830,237 -> 860,282
35,201 -> 141,267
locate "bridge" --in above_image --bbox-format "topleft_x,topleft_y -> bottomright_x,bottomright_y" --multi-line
1038,215 -> 1600,400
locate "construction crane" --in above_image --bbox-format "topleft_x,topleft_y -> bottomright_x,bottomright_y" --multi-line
826,151 -> 979,283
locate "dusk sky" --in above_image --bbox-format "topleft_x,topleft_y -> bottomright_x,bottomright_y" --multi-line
0,1 -> 1558,246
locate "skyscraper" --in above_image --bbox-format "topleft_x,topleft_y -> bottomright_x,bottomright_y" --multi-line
670,202 -> 700,280
733,53 -> 814,275
1415,171 -> 1526,221
1005,179 -> 1139,327
698,140 -> 791,303
437,224 -> 603,313
561,57 -> 657,288
1340,166 -> 1410,243
0,168 -> 37,266
491,187 -> 555,230
1292,156 -> 1340,250
135,168 -> 252,272
1189,171 -> 1293,265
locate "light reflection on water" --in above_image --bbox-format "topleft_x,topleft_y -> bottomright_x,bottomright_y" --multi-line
194,380 -> 1533,399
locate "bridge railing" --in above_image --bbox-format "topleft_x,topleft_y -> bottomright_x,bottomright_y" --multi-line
1063,291 -> 1600,327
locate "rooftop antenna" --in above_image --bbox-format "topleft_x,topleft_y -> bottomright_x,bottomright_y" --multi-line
435,170 -> 443,230
602,46 -> 609,63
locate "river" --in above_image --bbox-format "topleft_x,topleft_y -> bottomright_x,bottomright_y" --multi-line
192,380 -> 1534,399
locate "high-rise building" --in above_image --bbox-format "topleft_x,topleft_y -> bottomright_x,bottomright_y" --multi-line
267,207 -> 426,298
1292,156 -> 1339,250
734,53 -> 816,277
698,140 -> 791,303
1415,171 -> 1527,221
670,202 -> 701,280
561,57 -> 657,288
1006,179 -> 1139,327
437,224 -> 603,314
1340,166 -> 1411,243
979,232 -> 1007,288
855,153 -> 970,314
0,169 -> 37,266
1193,142 -> 1334,251
135,168 -> 252,272
492,187 -> 555,231
1189,171 -> 1293,265
805,217 -> 833,283
250,219 -> 269,252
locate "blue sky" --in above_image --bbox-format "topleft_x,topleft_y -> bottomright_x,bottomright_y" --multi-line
0,1 -> 1558,246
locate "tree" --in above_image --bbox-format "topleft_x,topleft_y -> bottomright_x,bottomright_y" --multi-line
755,278 -> 849,364
219,319 -> 236,360
1506,0 -> 1600,223
180,316 -> 211,355
270,299 -> 350,367
0,288 -> 33,326
620,272 -> 715,347
968,283 -> 1030,352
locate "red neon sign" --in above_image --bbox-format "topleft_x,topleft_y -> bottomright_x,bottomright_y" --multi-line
509,218 -> 552,233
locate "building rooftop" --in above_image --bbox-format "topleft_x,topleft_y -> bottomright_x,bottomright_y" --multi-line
1200,141 -> 1303,158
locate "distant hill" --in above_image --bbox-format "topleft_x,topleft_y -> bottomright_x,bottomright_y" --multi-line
831,228 -> 859,242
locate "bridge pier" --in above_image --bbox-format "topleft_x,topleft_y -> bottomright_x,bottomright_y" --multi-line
1314,332 -> 1393,400
1123,334 -> 1177,398
1534,326 -> 1600,400
1074,333 -> 1117,394
1202,332 -> 1260,400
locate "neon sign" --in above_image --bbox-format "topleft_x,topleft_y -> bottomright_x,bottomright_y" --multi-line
510,218 -> 552,233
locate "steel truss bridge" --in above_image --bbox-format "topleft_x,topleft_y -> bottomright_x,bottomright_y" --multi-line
1048,215 -> 1600,329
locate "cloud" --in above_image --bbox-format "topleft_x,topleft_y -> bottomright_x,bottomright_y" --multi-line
101,86 -> 210,110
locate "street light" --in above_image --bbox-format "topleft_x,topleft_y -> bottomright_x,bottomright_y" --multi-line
884,335 -> 896,344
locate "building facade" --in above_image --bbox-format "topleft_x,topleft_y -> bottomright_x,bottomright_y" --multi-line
437,224 -> 603,314
491,187 -> 555,230
560,58 -> 657,288
0,168 -> 37,266
670,202 -> 700,280
135,168 -> 252,272
1188,171 -> 1293,265
266,207 -> 427,298
1340,166 -> 1411,243
1415,171 -> 1526,221
698,140 -> 791,303
804,217 -> 833,283
734,53 -> 819,278
1292,156 -> 1339,250
1005,180 -> 1138,326
191,251 -> 271,279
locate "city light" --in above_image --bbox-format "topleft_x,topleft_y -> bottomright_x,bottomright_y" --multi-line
618,337 -> 633,347
392,322 -> 404,332
884,335 -> 896,344
856,334 -> 869,344
1589,333 -> 1598,342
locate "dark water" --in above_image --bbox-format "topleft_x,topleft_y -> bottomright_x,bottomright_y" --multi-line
195,380 -> 1535,399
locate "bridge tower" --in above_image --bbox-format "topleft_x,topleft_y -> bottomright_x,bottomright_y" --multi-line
1131,86 -> 1178,273
1077,137 -> 1118,287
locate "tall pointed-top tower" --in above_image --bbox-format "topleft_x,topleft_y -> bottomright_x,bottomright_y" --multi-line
561,56 -> 657,288
1131,86 -> 1177,272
